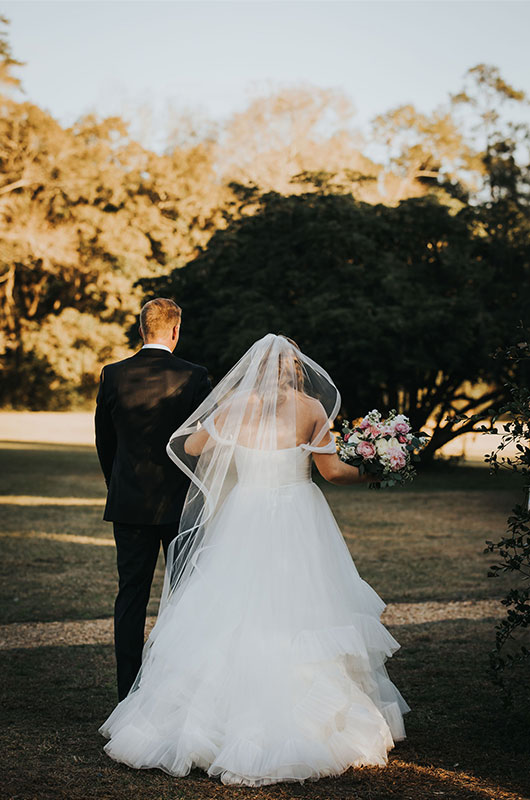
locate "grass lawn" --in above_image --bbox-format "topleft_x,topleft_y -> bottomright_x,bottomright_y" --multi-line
1,442 -> 529,800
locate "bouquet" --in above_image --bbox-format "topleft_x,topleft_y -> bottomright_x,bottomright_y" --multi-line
336,409 -> 429,488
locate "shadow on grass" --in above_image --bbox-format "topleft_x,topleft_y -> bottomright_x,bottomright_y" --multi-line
2,617 -> 529,800
0,442 -> 104,499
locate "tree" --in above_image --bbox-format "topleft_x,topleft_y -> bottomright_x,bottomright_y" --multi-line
451,63 -> 527,154
142,185 -> 530,458
1,18 -> 526,412
369,64 -> 529,207
0,16 -> 24,90
370,103 -> 482,204
218,86 -> 384,201
0,31 -> 234,407
450,63 -> 529,203
0,102 -> 233,407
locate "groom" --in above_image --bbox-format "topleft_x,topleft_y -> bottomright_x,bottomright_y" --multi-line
95,297 -> 211,701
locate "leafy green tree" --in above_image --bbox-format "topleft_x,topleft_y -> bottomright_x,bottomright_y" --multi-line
143,185 -> 529,458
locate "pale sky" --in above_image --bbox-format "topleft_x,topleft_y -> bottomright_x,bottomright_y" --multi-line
3,0 -> 530,151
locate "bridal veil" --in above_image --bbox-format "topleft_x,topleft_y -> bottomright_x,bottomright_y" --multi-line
158,333 -> 341,616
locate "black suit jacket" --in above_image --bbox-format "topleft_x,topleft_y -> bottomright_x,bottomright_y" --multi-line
95,348 -> 211,525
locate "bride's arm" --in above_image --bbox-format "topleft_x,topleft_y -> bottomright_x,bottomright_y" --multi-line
183,426 -> 211,456
309,408 -> 376,486
183,404 -> 233,456
313,449 -> 372,485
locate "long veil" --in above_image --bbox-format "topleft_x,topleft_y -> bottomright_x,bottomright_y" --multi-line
136,334 -> 341,662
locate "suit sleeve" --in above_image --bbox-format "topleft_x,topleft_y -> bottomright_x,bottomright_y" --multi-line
95,367 -> 117,486
192,366 -> 212,412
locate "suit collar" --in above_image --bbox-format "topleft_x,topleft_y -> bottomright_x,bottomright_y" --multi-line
135,347 -> 174,358
141,343 -> 172,354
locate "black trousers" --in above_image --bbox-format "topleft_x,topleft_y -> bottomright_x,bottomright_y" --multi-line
113,522 -> 178,701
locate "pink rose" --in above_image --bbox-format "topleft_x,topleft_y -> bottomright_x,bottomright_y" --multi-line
361,424 -> 381,439
356,441 -> 376,460
388,448 -> 406,470
394,421 -> 410,435
344,433 -> 350,442
398,434 -> 407,444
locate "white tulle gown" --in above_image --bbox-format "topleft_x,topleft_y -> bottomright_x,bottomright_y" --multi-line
99,443 -> 410,786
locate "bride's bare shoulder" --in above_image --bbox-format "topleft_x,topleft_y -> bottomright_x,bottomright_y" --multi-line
296,392 -> 328,420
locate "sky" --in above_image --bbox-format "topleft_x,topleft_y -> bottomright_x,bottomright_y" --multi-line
3,0 -> 530,152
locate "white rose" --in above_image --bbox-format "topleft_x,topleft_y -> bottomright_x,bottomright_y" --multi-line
376,438 -> 390,455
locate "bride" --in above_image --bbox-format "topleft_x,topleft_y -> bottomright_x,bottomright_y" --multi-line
99,333 -> 410,786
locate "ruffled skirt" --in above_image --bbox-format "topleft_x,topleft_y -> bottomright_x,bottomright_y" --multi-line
99,481 -> 410,786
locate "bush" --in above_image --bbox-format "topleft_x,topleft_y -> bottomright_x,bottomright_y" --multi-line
455,332 -> 530,706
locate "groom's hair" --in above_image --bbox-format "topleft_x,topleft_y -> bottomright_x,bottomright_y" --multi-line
140,298 -> 182,339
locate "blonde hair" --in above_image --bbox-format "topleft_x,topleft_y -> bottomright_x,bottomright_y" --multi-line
278,334 -> 305,391
140,298 -> 181,340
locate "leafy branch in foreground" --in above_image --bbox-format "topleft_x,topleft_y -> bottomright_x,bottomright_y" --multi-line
448,332 -> 530,707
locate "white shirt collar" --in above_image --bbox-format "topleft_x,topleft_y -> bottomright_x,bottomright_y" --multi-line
141,343 -> 172,354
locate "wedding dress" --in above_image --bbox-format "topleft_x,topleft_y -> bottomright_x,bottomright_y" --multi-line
99,334 -> 410,786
